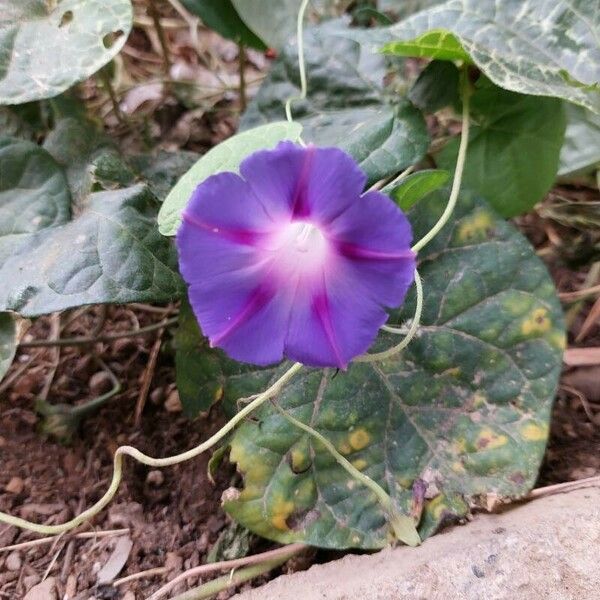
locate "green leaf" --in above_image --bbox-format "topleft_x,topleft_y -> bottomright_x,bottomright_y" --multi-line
558,103 -> 600,177
0,0 -> 133,104
408,60 -> 460,113
158,121 -> 303,236
224,189 -> 565,549
0,312 -> 18,383
179,0 -> 266,49
381,0 -> 600,113
241,20 -> 429,185
174,300 -> 280,417
0,182 -> 183,317
231,0 -> 298,50
0,136 -> 72,261
42,117 -> 124,203
388,169 -> 450,210
382,29 -> 471,62
437,84 -> 566,217
129,150 -> 200,202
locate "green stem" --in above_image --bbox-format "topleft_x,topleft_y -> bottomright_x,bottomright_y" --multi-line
238,43 -> 247,111
98,68 -> 125,125
284,0 -> 310,123
170,554 -> 295,600
411,68 -> 472,254
272,402 -> 420,546
18,316 -> 179,348
148,0 -> 172,77
357,270 -> 423,363
0,363 -> 303,535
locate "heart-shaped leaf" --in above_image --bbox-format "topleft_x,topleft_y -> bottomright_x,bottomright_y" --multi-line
224,189 -> 565,548
0,312 -> 18,383
0,0 -> 133,104
158,121 -> 302,236
240,20 -> 429,186
437,83 -> 566,217
381,0 -> 600,113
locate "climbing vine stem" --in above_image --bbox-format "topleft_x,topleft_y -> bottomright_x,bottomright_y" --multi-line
0,363 -> 303,535
284,0 -> 310,123
411,66 -> 472,253
272,401 -> 420,546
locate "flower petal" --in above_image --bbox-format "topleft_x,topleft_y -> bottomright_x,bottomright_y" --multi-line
284,266 -> 388,369
187,269 -> 289,366
328,190 -> 416,307
240,142 -> 366,225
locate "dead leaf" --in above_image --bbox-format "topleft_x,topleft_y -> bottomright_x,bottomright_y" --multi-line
563,347 -> 600,366
576,296 -> 600,341
96,536 -> 133,584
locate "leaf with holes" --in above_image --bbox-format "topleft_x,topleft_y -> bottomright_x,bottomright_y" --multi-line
174,300 -> 280,417
0,312 -> 18,383
224,189 -> 565,549
0,171 -> 183,316
179,0 -> 266,49
0,0 -> 133,104
437,83 -> 566,217
381,0 -> 600,113
240,20 -> 429,185
158,121 -> 302,236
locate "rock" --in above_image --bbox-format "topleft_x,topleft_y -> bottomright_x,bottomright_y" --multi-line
5,551 -> 22,571
5,476 -> 24,494
89,371 -> 113,396
234,484 -> 600,600
24,577 -> 56,600
165,389 -> 182,413
146,470 -> 164,486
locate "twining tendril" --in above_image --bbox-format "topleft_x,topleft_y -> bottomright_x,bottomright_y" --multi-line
284,0 -> 310,124
0,363 -> 302,534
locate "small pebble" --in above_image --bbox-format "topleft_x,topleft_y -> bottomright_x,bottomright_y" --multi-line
5,476 -> 24,494
165,390 -> 183,413
89,371 -> 113,396
150,387 -> 165,405
6,551 -> 22,571
23,574 -> 40,592
146,470 -> 164,486
24,577 -> 57,600
122,592 -> 136,600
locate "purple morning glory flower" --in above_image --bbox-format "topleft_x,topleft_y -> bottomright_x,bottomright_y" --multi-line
177,141 -> 415,369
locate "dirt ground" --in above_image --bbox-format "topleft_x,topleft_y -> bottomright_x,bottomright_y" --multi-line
1,1 -> 600,599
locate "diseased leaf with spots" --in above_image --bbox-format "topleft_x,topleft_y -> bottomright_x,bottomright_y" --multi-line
174,300 -> 280,417
386,169 -> 450,210
0,312 -> 18,383
158,121 -> 302,236
223,189 -> 565,549
0,180 -> 183,317
0,0 -> 133,104
381,0 -> 600,113
437,83 -> 566,217
240,20 -> 429,185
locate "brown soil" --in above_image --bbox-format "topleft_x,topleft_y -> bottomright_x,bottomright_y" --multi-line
2,2 -> 600,599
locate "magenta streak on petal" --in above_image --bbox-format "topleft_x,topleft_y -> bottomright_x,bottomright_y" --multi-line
209,283 -> 277,347
182,210 -> 269,247
334,241 -> 415,261
312,288 -> 346,369
290,145 -> 316,219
